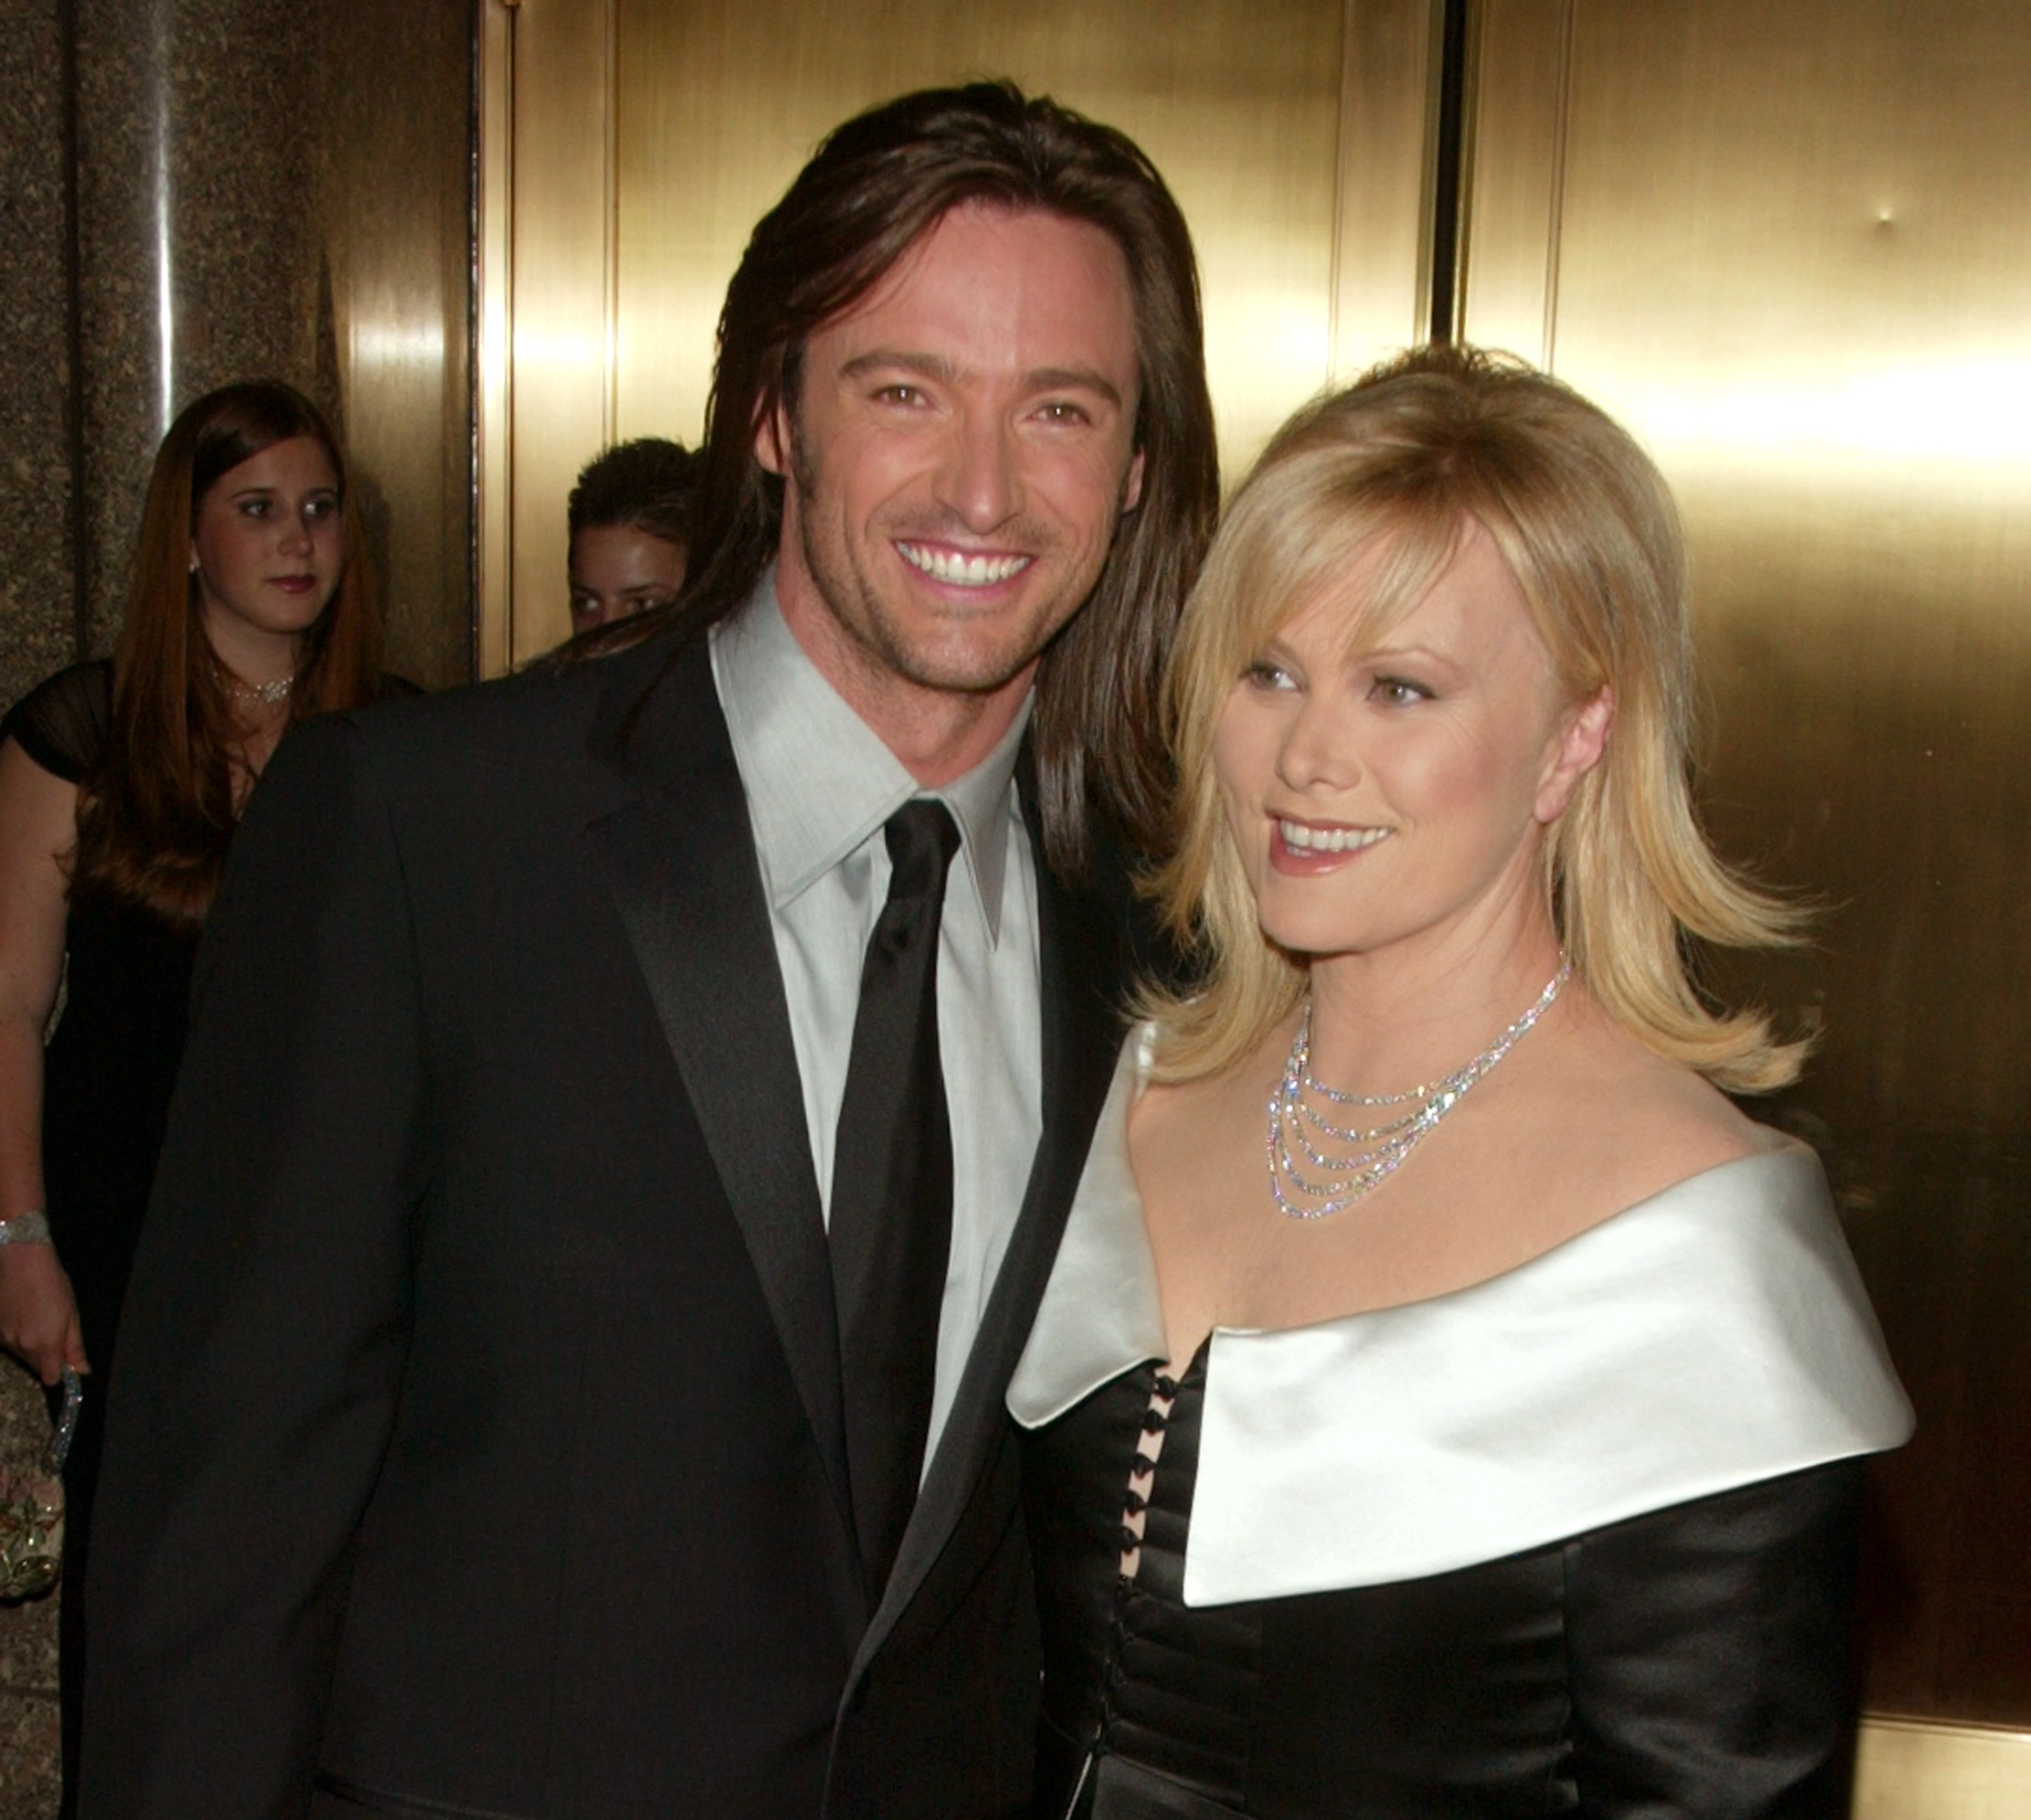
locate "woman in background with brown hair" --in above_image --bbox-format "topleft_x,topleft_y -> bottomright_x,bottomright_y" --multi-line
0,378 -> 397,1810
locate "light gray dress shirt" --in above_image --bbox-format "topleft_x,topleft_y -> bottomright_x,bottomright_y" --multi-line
711,579 -> 1044,1462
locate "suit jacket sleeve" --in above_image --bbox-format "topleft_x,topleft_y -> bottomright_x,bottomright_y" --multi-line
81,713 -> 431,1819
1565,1458 -> 1866,1819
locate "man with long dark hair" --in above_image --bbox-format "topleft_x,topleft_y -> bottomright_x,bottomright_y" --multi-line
83,83 -> 1216,1819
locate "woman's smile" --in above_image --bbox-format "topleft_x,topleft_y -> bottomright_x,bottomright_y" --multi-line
1214,519 -> 1594,968
1269,817 -> 1393,872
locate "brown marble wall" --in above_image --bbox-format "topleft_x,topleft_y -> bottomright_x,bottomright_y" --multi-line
0,6 -> 79,1807
0,1366 -> 60,1820
68,0 -> 327,657
0,5 -> 475,1814
0,0 -> 79,718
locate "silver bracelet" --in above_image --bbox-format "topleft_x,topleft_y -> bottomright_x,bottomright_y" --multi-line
0,1209 -> 51,1246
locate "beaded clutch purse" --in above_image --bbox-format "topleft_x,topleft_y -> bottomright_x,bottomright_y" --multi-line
0,1368 -> 81,1602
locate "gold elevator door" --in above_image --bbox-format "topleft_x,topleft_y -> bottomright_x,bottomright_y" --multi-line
1460,3 -> 2031,1804
481,2 -> 2031,1807
479,0 -> 1450,666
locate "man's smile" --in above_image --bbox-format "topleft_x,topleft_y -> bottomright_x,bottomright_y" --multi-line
896,541 -> 1034,588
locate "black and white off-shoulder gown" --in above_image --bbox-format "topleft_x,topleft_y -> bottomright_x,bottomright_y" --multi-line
1009,1031 -> 1913,1820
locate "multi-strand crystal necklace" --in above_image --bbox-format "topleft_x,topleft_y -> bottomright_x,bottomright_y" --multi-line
1266,958 -> 1570,1220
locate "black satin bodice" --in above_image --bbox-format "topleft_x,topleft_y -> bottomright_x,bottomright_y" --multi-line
1023,1353 -> 1866,1820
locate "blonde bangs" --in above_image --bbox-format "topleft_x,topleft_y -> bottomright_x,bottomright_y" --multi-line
1139,346 -> 1816,1093
1142,422 -> 1473,1081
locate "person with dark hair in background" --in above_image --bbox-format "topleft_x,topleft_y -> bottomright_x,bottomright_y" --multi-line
81,82 -> 1217,1819
566,436 -> 700,636
0,379 -> 399,1815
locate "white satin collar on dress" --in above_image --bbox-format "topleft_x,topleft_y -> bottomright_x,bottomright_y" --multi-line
1008,1030 -> 1914,1607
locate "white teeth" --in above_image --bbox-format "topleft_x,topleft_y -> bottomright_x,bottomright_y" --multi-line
897,543 -> 1032,587
1278,819 -> 1391,854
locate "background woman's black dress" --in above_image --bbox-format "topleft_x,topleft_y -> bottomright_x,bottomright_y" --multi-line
3,660 -> 198,1803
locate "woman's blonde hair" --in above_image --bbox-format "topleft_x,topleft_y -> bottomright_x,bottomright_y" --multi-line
1144,344 -> 1808,1093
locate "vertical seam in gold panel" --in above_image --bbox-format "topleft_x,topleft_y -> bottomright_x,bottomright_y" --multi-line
1328,0 -> 1359,378
506,3 -> 519,669
1451,0 -> 1485,341
602,0 -> 619,448
1412,1 -> 1447,347
1539,0 -> 1576,370
502,3 -> 514,668
477,0 -> 517,678
506,1 -> 521,669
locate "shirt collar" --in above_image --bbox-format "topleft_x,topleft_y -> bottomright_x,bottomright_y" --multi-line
710,571 -> 1030,943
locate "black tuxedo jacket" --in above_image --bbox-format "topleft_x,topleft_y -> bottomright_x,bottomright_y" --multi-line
80,631 -> 1128,1819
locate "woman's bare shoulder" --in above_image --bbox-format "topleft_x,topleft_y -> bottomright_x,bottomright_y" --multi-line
1130,1020 -> 1291,1152
1292,1022 -> 1784,1319
1508,1010 -> 1778,1225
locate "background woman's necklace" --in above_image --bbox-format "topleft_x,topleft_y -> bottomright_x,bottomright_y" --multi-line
1267,958 -> 1570,1219
227,672 -> 295,706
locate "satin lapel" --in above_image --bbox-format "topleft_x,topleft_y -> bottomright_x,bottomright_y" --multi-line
580,634 -> 851,1534
850,775 -> 1127,1676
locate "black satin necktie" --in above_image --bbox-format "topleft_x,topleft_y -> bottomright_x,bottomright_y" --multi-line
829,800 -> 961,1597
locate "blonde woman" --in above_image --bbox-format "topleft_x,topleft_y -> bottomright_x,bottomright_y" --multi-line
1011,346 -> 1910,1819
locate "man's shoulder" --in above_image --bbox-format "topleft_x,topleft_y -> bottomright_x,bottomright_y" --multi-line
333,630 -> 704,792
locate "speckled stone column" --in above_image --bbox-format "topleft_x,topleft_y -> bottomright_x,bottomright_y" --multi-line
0,1368 -> 60,1820
0,3 -> 79,1807
0,0 -> 80,716
69,0 -> 327,654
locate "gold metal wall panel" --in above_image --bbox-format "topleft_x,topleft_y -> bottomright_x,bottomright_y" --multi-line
501,0 -> 618,662
481,1 -> 1457,666
611,0 -> 1346,491
1464,0 -> 2031,1734
1331,0 -> 1445,372
1854,1718 -> 2031,1819
465,0 -> 2031,1797
316,0 -> 478,692
478,0 -> 517,678
1457,0 -> 1569,366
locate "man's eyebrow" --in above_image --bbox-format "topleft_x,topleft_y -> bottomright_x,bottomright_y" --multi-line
1026,367 -> 1126,410
837,351 -> 1125,410
839,351 -> 959,386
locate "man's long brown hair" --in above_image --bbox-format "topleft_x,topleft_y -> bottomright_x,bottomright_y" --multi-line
596,81 -> 1219,879
73,381 -> 384,926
